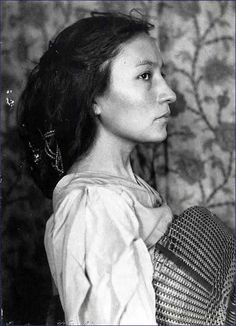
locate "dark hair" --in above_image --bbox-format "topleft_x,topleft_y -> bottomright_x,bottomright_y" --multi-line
17,11 -> 153,198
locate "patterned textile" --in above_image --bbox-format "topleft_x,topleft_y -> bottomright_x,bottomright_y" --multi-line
152,206 -> 235,325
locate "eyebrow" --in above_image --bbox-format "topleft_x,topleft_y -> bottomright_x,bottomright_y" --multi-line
135,59 -> 164,68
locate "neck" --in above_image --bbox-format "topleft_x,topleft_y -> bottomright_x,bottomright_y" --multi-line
69,127 -> 137,182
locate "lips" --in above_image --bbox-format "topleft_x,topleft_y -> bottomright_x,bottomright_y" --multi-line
160,112 -> 170,118
156,109 -> 171,120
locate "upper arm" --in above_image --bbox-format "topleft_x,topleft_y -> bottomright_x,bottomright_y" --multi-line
80,187 -> 155,324
84,187 -> 140,258
48,186 -> 155,324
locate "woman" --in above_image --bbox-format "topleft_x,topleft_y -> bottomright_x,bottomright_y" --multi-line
17,12 -> 235,326
17,12 -> 175,324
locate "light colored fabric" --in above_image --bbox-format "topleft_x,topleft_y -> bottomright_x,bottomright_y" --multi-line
44,172 -> 173,325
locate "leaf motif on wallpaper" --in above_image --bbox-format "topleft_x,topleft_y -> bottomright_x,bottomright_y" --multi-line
169,88 -> 187,117
209,155 -> 224,171
218,1 -> 228,15
176,191 -> 195,207
202,57 -> 234,86
222,187 -> 232,195
176,51 -> 193,63
184,88 -> 195,96
164,62 -> 176,77
169,126 -> 195,141
158,23 -> 173,52
172,27 -> 187,40
217,91 -> 230,109
222,39 -> 231,52
174,150 -> 206,185
18,2 -> 48,27
180,126 -> 196,139
203,139 -> 214,152
204,36 -> 233,49
203,96 -> 215,104
157,18 -> 184,44
170,1 -> 201,21
218,20 -> 231,28
214,123 -> 235,153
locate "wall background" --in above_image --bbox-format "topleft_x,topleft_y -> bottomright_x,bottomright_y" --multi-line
2,0 -> 235,323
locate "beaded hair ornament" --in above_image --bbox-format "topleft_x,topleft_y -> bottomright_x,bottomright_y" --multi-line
27,11 -> 153,178
28,128 -> 64,175
26,39 -> 64,175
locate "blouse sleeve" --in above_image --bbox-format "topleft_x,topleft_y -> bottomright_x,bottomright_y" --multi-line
44,186 -> 156,325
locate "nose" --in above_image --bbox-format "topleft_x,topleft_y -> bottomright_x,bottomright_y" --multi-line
158,83 -> 176,104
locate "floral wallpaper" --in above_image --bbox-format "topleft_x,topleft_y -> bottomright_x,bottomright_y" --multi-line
157,1 -> 235,227
2,0 -> 235,324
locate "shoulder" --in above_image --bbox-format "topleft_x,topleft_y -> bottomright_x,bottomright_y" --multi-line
47,176 -> 140,261
53,174 -> 135,212
51,175 -> 138,235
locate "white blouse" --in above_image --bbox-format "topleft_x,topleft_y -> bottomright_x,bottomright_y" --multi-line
44,172 -> 173,325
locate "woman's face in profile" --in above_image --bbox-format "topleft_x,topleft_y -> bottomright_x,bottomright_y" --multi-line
95,33 -> 176,145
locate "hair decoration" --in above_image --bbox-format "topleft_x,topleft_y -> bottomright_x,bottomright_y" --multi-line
28,129 -> 64,175
18,12 -> 153,197
41,130 -> 64,174
28,141 -> 41,165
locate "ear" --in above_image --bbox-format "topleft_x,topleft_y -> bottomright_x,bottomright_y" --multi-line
93,101 -> 101,116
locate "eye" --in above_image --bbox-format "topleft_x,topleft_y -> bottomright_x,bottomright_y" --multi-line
138,72 -> 152,81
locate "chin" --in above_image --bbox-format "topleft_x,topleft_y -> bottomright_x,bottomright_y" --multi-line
155,135 -> 167,143
151,130 -> 168,143
139,132 -> 168,144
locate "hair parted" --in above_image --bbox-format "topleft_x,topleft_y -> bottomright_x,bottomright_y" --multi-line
17,11 -> 154,198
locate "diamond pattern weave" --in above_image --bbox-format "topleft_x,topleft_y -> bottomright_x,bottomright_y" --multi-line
152,206 -> 235,325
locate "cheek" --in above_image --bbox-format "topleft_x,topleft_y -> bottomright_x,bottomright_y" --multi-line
113,96 -> 147,128
113,87 -> 153,116
100,85 -> 157,135
106,90 -> 141,119
101,97 -> 141,136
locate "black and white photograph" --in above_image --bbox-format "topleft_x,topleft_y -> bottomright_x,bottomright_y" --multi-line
1,0 -> 235,325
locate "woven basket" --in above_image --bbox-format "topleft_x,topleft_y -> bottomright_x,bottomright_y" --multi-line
152,206 -> 235,325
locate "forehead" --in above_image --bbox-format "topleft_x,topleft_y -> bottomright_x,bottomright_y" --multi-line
114,33 -> 163,68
